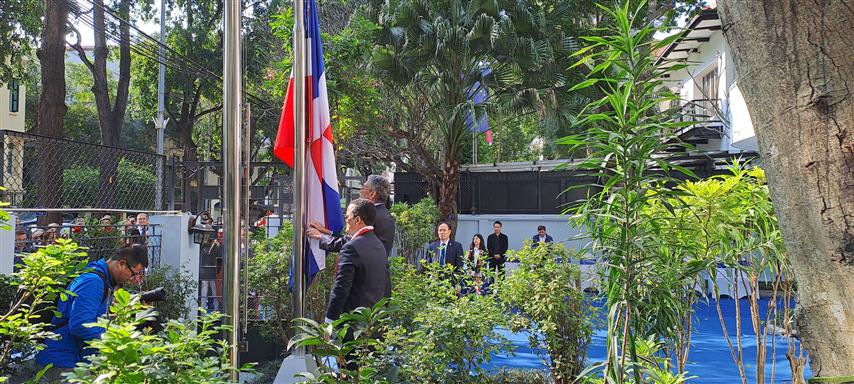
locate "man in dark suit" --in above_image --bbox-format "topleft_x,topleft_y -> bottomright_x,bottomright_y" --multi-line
308,175 -> 396,256
487,221 -> 509,274
426,222 -> 464,273
325,198 -> 391,322
532,225 -> 554,248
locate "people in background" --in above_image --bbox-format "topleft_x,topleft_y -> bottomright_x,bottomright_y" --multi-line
133,213 -> 151,245
31,228 -> 45,246
466,234 -> 486,294
487,221 -> 509,276
426,222 -> 464,274
532,225 -> 554,248
45,223 -> 61,243
99,215 -> 115,234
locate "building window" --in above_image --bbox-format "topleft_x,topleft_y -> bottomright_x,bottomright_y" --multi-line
9,80 -> 19,113
697,66 -> 719,119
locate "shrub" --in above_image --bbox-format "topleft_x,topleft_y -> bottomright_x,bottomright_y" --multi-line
383,262 -> 509,383
65,289 -> 252,383
499,243 -> 594,383
0,240 -> 90,378
134,264 -> 198,321
390,198 -> 439,263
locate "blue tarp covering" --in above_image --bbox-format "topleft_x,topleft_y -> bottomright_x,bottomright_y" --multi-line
486,297 -> 812,383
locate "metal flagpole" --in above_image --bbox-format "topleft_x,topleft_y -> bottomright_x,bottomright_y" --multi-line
291,0 -> 308,357
223,0 -> 243,381
154,0 -> 166,209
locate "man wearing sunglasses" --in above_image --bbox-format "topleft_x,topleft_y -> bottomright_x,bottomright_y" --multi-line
35,244 -> 148,380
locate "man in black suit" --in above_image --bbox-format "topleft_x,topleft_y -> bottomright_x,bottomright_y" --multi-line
487,221 -> 509,275
426,222 -> 464,273
308,175 -> 396,256
324,198 -> 391,322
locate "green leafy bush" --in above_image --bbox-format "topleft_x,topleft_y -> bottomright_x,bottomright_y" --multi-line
383,262 -> 508,383
134,265 -> 198,321
499,243 -> 595,383
390,198 -> 439,263
0,240 -> 90,378
66,289 -> 252,383
62,159 -> 156,209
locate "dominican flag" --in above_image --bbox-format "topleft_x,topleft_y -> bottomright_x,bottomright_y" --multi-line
274,0 -> 344,286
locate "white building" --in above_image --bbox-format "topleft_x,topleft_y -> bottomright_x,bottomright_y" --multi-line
657,7 -> 758,153
0,78 -> 26,201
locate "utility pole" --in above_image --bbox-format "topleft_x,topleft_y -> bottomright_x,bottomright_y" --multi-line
154,0 -> 166,210
223,0 -> 243,381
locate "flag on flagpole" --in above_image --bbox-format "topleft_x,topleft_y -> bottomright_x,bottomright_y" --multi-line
465,67 -> 493,144
274,0 -> 344,285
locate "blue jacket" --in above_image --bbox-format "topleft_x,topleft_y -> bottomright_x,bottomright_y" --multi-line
532,234 -> 554,248
36,259 -> 114,368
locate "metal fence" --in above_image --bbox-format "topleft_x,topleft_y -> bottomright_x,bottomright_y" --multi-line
167,160 -> 292,220
0,130 -> 165,211
395,170 -> 600,215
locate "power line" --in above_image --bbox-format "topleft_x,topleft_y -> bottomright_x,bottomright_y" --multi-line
59,0 -> 275,109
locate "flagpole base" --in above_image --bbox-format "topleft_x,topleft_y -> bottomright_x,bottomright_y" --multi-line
273,353 -> 318,383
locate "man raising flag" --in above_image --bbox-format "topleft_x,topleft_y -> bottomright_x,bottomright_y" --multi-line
274,0 -> 344,286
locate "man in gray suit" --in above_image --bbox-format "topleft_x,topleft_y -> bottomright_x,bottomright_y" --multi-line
308,175 -> 396,256
324,198 -> 391,322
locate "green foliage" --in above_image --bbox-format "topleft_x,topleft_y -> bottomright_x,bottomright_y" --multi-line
0,240 -> 90,379
482,368 -> 550,384
383,263 -> 509,383
389,198 -> 439,263
249,224 -> 294,345
499,243 -> 594,382
65,289 -> 252,383
289,299 -> 393,384
62,158 -> 156,209
560,1 -> 699,382
0,0 -> 43,83
134,265 -> 198,322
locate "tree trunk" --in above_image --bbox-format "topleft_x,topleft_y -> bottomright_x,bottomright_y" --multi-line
35,0 -> 67,226
718,0 -> 854,378
86,0 -> 131,208
438,155 -> 460,234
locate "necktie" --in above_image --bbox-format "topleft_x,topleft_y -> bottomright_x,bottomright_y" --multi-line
440,243 -> 447,266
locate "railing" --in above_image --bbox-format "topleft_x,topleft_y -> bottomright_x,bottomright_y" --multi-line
14,222 -> 163,269
676,98 -> 725,138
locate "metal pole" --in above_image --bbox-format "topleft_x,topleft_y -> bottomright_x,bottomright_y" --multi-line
291,0 -> 308,357
154,0 -> 166,210
223,0 -> 243,380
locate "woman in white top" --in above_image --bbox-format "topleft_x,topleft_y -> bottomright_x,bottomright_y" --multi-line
466,234 -> 486,294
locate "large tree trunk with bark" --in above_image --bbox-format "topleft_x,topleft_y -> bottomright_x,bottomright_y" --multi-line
718,0 -> 854,378
35,0 -> 67,226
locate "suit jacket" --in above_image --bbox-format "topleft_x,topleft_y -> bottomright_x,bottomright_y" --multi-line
373,203 -> 396,256
325,230 -> 391,321
426,240 -> 464,272
487,233 -> 509,266
319,202 -> 396,257
532,234 -> 554,248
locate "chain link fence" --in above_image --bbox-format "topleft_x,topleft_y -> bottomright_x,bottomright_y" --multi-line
0,130 -> 164,211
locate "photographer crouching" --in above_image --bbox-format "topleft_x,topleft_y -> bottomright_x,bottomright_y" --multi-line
34,244 -> 148,381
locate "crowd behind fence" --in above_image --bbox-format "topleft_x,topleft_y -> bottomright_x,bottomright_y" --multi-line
14,219 -> 162,269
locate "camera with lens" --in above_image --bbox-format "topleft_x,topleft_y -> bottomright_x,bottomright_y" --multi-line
136,287 -> 167,333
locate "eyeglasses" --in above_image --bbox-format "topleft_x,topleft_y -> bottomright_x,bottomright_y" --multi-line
125,262 -> 145,278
